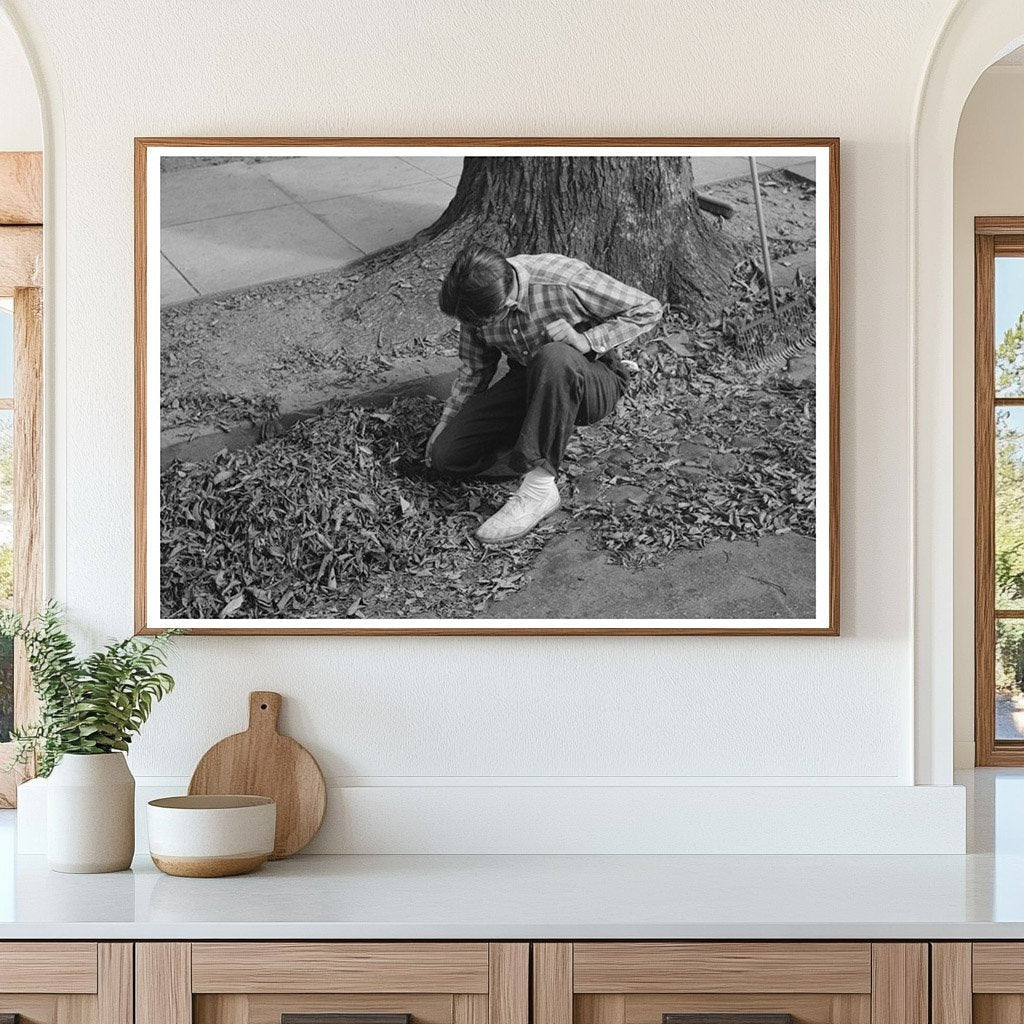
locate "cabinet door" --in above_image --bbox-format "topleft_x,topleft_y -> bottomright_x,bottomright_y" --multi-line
137,943 -> 528,1024
533,944 -> 928,1024
940,943 -> 1024,1024
0,943 -> 131,1024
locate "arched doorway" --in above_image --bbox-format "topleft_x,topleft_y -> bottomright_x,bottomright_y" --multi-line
0,6 -> 44,809
914,1 -> 1024,785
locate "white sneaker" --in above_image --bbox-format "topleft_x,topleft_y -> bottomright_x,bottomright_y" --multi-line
475,488 -> 561,546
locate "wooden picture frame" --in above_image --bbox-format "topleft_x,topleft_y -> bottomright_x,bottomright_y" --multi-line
136,137 -> 840,636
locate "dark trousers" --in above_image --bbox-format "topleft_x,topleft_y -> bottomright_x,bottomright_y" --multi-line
431,342 -> 628,478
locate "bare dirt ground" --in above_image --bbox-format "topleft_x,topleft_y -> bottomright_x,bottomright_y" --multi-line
159,169 -> 819,621
480,534 -> 815,619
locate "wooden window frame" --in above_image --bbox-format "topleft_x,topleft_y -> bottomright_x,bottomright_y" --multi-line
0,151 -> 43,806
975,217 -> 1024,765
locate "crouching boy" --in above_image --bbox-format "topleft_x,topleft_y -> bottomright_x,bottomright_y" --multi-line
427,245 -> 663,545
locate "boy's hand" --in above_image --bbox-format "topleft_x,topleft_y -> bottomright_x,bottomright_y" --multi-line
545,318 -> 589,352
424,422 -> 445,467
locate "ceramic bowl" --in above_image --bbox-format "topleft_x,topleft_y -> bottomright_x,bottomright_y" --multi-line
147,795 -> 276,877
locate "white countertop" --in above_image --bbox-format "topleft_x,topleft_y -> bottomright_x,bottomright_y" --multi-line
0,849 -> 1021,940
0,769 -> 1021,941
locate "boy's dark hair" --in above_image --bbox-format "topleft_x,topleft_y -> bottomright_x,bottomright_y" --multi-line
439,244 -> 514,326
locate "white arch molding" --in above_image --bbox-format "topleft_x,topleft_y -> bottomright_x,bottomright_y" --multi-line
0,4 -> 47,809
0,0 -> 57,616
913,0 -> 1024,785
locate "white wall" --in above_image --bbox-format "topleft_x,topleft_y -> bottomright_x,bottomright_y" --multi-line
0,0 -> 975,852
0,10 -> 39,152
952,66 -> 1024,767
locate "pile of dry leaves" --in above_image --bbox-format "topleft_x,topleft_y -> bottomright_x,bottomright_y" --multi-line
161,395 -> 552,620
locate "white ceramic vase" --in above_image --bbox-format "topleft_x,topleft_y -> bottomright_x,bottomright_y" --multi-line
46,752 -> 135,873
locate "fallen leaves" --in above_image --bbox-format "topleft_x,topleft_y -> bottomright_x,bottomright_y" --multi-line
159,306 -> 816,620
160,396 -> 557,620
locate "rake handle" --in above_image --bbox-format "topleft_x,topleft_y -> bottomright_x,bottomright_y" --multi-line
749,156 -> 778,316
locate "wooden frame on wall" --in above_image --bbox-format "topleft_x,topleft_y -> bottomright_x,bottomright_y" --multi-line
136,136 -> 840,636
0,152 -> 44,806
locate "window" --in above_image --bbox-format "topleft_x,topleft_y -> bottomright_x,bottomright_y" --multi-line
0,149 -> 43,805
0,302 -> 12,746
975,220 -> 1024,764
0,299 -> 12,741
0,288 -> 41,806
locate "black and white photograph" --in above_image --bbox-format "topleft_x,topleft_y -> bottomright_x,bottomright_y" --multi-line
137,140 -> 838,634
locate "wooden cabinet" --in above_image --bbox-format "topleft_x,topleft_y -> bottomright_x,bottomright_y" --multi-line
0,938 -> 950,1024
0,943 -> 131,1024
136,944 -> 528,1024
532,944 -> 928,1024
932,943 -> 1024,1024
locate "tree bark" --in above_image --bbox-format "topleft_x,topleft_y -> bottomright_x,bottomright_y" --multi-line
421,156 -> 736,314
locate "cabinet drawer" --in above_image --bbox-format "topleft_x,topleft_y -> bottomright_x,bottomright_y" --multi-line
0,943 -> 130,1024
973,944 -> 1024,992
0,942 -> 98,994
534,944 -> 925,1024
139,943 -> 529,1024
572,944 -> 872,994
191,943 -> 491,994
569,943 -> 872,1024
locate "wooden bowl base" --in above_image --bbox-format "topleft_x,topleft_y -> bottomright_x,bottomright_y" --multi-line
151,853 -> 268,878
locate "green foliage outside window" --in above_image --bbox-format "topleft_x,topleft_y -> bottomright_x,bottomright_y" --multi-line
996,312 -> 1024,694
998,310 -> 1024,396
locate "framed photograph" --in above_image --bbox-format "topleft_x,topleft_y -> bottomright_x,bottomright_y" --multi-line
135,137 -> 839,635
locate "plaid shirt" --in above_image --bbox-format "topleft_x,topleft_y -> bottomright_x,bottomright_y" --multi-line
436,253 -> 662,431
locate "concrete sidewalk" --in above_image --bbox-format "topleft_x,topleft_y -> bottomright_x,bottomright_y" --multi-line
160,155 -> 815,306
160,155 -> 462,304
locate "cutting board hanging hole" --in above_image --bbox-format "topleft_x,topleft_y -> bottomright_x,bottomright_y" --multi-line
250,691 -> 282,731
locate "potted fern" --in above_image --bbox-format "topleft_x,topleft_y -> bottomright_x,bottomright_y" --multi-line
2,604 -> 178,873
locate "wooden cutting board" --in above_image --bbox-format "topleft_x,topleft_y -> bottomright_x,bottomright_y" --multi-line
188,691 -> 326,859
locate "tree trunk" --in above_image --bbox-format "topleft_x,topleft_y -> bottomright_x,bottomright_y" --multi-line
422,156 -> 736,315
